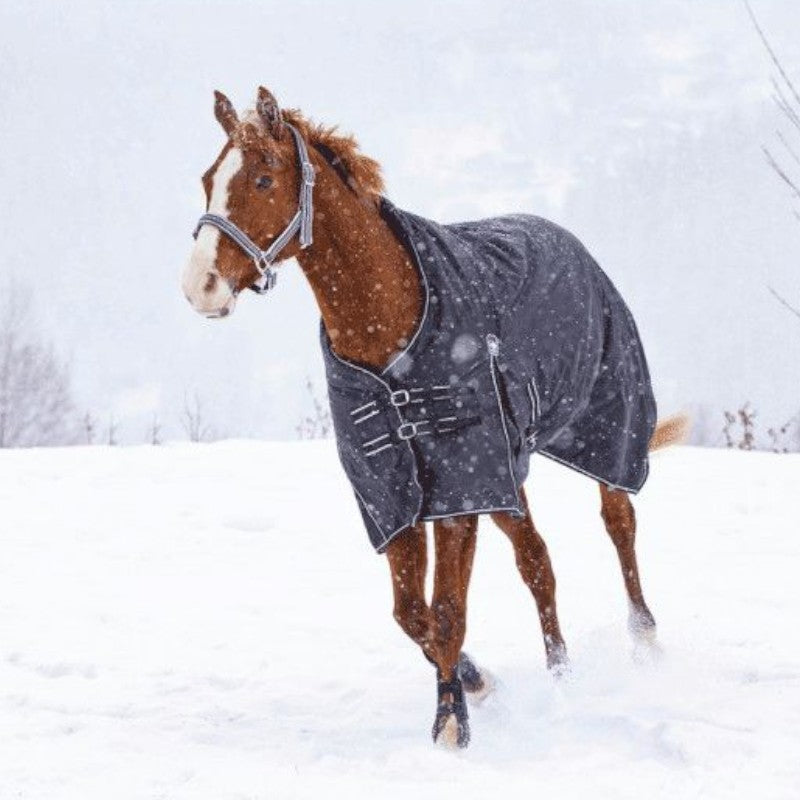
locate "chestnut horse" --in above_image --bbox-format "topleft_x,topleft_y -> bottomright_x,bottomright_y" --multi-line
182,87 -> 685,749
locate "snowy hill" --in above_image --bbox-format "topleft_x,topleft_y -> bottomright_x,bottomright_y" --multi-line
1,442 -> 798,798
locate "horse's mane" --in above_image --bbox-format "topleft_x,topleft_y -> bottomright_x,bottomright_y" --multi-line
237,108 -> 384,202
281,110 -> 385,202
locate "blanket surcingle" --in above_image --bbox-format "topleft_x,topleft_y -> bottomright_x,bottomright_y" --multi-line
321,200 -> 657,552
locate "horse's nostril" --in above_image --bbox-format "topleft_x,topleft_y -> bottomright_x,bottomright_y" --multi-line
203,272 -> 218,293
218,306 -> 230,317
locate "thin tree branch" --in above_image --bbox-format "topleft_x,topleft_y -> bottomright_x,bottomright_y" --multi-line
763,146 -> 800,199
768,285 -> 800,322
745,0 -> 800,108
776,129 -> 800,168
771,79 -> 800,131
771,96 -> 800,135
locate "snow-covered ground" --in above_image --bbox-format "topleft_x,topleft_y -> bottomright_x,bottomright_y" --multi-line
1,442 -> 798,799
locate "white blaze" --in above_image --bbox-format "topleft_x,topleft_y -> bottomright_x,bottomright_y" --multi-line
182,147 -> 243,314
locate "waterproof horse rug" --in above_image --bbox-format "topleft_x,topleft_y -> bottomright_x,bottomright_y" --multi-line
322,200 -> 657,551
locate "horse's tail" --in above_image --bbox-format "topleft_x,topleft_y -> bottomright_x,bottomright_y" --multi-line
649,413 -> 691,452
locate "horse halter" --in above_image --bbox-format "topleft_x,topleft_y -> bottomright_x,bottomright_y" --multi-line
192,122 -> 315,294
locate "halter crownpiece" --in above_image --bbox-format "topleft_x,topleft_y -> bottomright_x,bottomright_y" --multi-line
192,122 -> 315,295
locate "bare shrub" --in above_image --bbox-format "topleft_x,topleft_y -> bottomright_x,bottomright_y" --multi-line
149,414 -> 162,445
182,391 -> 215,442
82,411 -> 96,445
0,282 -> 77,448
296,377 -> 332,440
722,403 -> 756,450
721,403 -> 800,452
107,414 -> 118,446
767,413 -> 800,453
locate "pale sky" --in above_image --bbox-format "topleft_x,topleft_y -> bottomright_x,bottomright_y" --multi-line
1,0 -> 798,444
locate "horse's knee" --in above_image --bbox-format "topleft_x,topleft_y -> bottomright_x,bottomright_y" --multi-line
393,595 -> 429,642
431,594 -> 464,644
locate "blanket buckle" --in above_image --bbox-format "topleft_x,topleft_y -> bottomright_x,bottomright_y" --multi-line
390,390 -> 411,407
397,420 -> 431,440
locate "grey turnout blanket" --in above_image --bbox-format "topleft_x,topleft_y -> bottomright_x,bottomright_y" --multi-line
322,200 -> 657,552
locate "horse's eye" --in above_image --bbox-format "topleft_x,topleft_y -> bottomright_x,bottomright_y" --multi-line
256,175 -> 273,190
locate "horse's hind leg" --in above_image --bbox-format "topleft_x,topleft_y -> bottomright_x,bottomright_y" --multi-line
598,484 -> 657,642
491,489 -> 568,672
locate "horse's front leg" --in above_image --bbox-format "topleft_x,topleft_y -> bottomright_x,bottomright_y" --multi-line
428,515 -> 478,748
385,517 -> 483,748
386,523 -> 434,659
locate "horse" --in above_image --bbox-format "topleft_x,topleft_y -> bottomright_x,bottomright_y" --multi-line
182,86 -> 686,749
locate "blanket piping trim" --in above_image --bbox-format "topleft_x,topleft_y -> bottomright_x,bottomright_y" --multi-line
380,217 -> 432,377
537,449 -> 646,494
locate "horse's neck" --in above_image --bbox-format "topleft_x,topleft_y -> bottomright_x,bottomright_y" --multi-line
294,155 -> 423,369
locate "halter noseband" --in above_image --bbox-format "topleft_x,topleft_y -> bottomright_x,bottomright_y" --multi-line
192,122 -> 315,294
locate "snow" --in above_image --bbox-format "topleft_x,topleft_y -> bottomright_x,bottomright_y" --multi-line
1,442 -> 798,798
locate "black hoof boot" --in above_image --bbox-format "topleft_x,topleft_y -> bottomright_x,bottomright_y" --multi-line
432,672 -> 470,749
457,652 -> 484,694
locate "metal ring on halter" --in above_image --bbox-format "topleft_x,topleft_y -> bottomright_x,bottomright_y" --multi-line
250,257 -> 278,294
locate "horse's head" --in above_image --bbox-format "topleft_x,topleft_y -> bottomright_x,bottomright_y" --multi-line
182,86 -> 310,318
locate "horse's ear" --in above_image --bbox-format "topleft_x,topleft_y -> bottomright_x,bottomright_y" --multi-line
256,86 -> 285,140
214,90 -> 239,137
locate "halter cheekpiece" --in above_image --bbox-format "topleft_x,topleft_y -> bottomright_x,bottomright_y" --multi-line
192,122 -> 315,294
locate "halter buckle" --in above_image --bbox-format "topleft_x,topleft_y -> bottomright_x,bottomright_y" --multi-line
301,162 -> 316,186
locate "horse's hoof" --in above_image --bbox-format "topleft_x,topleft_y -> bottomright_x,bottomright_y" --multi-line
629,606 -> 662,663
433,710 -> 470,749
628,606 -> 657,644
546,643 -> 570,678
633,637 -> 664,665
433,672 -> 470,748
458,652 -> 496,706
